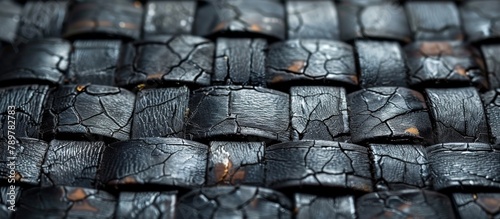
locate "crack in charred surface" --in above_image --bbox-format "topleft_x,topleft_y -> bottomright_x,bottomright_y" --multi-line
427,143 -> 500,191
348,87 -> 433,144
266,39 -> 357,87
291,86 -> 349,141
41,85 -> 135,142
99,138 -> 208,189
176,186 -> 291,219
425,87 -> 489,143
369,144 -> 430,190
357,190 -> 456,219
405,2 -> 462,40
265,140 -> 372,193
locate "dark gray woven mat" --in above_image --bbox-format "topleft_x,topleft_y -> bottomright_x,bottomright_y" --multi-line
0,0 -> 499,218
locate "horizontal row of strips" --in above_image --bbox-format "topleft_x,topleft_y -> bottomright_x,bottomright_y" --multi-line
1,37 -> 500,90
1,84 -> 499,145
1,137 -> 499,193
1,0 -> 500,44
5,185 -> 498,219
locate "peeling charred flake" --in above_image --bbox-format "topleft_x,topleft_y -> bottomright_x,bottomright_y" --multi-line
355,40 -> 408,88
16,1 -> 67,44
41,85 -> 135,142
0,1 -> 21,44
427,143 -> 500,191
117,191 -> 177,219
0,85 -> 50,139
461,0 -> 500,43
481,45 -> 500,89
451,193 -> 500,219
266,39 -> 358,88
98,138 -> 208,190
0,39 -> 71,86
0,138 -> 48,186
369,144 -> 431,191
207,141 -> 265,186
356,190 -> 457,219
425,87 -> 489,143
294,193 -> 356,219
290,86 -> 349,141
17,186 -> 116,219
405,2 -> 462,40
483,89 -> 500,146
347,87 -> 433,144
68,40 -> 122,85
265,140 -> 373,193
143,1 -> 195,36
405,41 -> 488,90
132,87 -> 189,139
64,1 -> 142,40
286,1 -> 340,40
176,186 -> 292,219
41,140 -> 105,188
194,0 -> 285,40
187,86 -> 290,143
116,35 -> 213,88
213,38 -> 267,86
338,2 -> 411,42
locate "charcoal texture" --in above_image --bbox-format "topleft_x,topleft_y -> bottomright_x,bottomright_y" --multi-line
41,140 -> 105,188
356,189 -> 456,219
0,1 -> 21,43
461,0 -> 500,43
405,2 -> 463,40
348,87 -> 433,144
64,1 -> 143,40
339,2 -> 411,42
427,143 -> 500,191
294,193 -> 356,219
99,138 -> 208,189
176,186 -> 292,219
3,2 -> 500,218
207,141 -> 265,186
117,35 -> 214,88
68,40 -> 122,85
194,0 -> 286,40
0,85 -> 50,139
481,45 -> 500,89
143,1 -> 195,36
213,38 -> 267,86
355,40 -> 408,88
0,186 -> 21,218
452,193 -> 500,219
266,39 -> 358,87
117,191 -> 177,219
290,86 -> 349,141
425,87 -> 489,143
483,89 -> 500,146
0,138 -> 48,186
187,86 -> 290,143
131,87 -> 189,139
369,144 -> 431,191
17,186 -> 116,219
0,39 -> 71,86
405,41 -> 488,90
41,85 -> 135,142
265,140 -> 373,193
286,1 -> 340,40
16,1 -> 67,43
